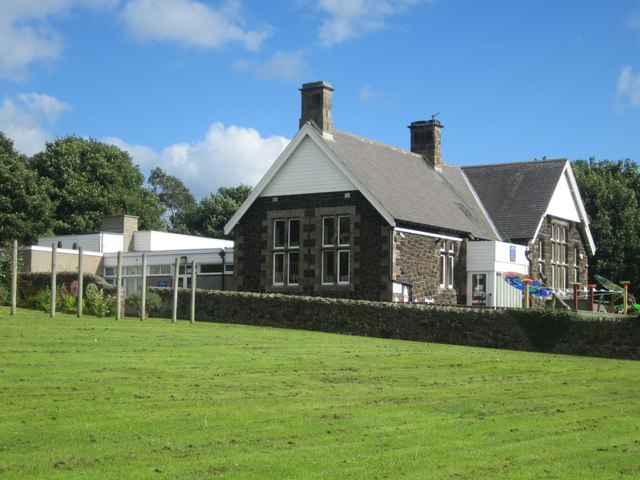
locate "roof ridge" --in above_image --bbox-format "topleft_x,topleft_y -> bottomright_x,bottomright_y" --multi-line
462,158 -> 568,170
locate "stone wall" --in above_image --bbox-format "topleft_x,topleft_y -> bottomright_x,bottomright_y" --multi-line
233,191 -> 391,301
527,215 -> 589,287
392,230 -> 464,304
156,289 -> 640,361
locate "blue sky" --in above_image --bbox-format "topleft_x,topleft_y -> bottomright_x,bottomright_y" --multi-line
1,0 -> 639,199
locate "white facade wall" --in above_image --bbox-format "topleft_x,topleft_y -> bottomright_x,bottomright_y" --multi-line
466,240 -> 529,308
133,231 -> 232,252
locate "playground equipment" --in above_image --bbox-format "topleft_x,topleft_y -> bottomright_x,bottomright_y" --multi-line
594,275 -> 640,314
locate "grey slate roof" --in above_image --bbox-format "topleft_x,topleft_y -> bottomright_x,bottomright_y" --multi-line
321,129 -> 500,240
462,159 -> 568,241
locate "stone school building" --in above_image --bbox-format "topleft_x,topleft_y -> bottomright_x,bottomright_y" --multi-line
224,81 -> 595,306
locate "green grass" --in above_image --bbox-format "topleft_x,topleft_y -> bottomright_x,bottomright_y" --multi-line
0,307 -> 639,479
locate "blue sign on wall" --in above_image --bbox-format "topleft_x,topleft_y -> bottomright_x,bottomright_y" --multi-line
157,280 -> 168,287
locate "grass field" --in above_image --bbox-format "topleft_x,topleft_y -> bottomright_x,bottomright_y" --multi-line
0,307 -> 639,479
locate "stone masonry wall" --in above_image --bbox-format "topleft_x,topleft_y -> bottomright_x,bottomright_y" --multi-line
392,230 -> 466,305
528,215 -> 589,287
233,191 -> 391,301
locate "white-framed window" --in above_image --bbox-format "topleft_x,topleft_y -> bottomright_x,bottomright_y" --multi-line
551,223 -> 568,289
273,218 -> 300,286
200,263 -> 233,275
148,264 -> 172,275
322,215 -> 350,285
439,240 -> 455,289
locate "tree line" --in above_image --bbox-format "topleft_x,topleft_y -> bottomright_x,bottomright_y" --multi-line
0,132 -> 250,244
1,130 -> 639,288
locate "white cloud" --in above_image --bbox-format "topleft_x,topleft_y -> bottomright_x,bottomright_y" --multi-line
316,0 -> 427,46
0,0 -> 117,81
617,66 -> 640,109
359,84 -> 382,102
234,49 -> 310,80
121,0 -> 271,50
0,93 -> 70,155
105,122 -> 289,199
627,5 -> 640,30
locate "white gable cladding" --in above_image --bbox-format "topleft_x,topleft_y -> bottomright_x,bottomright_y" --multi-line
261,136 -> 356,196
546,171 -> 580,222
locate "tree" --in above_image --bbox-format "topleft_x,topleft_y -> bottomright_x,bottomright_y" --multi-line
572,158 -> 640,290
184,184 -> 252,238
148,167 -> 196,232
30,136 -> 164,234
0,132 -> 53,243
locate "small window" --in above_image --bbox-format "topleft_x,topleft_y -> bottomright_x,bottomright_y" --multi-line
178,265 -> 193,275
149,264 -> 171,275
338,216 -> 350,246
289,219 -> 300,248
322,250 -> 335,284
124,266 -> 142,276
274,219 -> 286,248
200,264 -> 223,274
273,253 -> 285,285
338,250 -> 349,284
104,267 -> 116,277
323,217 -> 335,247
447,256 -> 454,289
288,252 -> 300,285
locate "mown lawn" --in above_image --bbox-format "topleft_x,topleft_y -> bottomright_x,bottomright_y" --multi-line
0,307 -> 639,479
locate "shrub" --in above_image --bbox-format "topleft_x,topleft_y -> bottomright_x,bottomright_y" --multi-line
126,290 -> 163,319
25,288 -> 53,313
57,284 -> 77,313
85,283 -> 115,318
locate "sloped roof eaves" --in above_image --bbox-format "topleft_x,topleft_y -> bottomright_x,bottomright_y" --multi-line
323,131 -> 500,240
462,159 -> 567,240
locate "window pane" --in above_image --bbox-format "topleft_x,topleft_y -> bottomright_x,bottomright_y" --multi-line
288,252 -> 299,285
338,251 -> 349,283
104,267 -> 115,277
448,256 -> 454,288
338,216 -> 350,246
439,254 -> 446,287
200,264 -> 223,274
322,251 -> 335,284
274,219 -> 285,248
149,264 -> 171,275
178,265 -> 193,275
289,219 -> 300,247
273,253 -> 284,285
323,217 -> 335,246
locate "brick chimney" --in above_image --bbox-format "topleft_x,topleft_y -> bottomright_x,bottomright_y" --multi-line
299,81 -> 334,137
409,119 -> 443,168
102,215 -> 139,252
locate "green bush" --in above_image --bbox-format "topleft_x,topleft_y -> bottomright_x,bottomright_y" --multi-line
85,283 -> 115,318
25,288 -> 53,313
125,290 -> 163,319
57,284 -> 77,313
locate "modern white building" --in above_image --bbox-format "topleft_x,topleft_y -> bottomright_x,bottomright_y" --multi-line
25,215 -> 235,295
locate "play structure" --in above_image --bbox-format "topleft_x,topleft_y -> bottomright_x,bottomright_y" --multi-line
501,272 -> 639,315
593,275 -> 640,314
